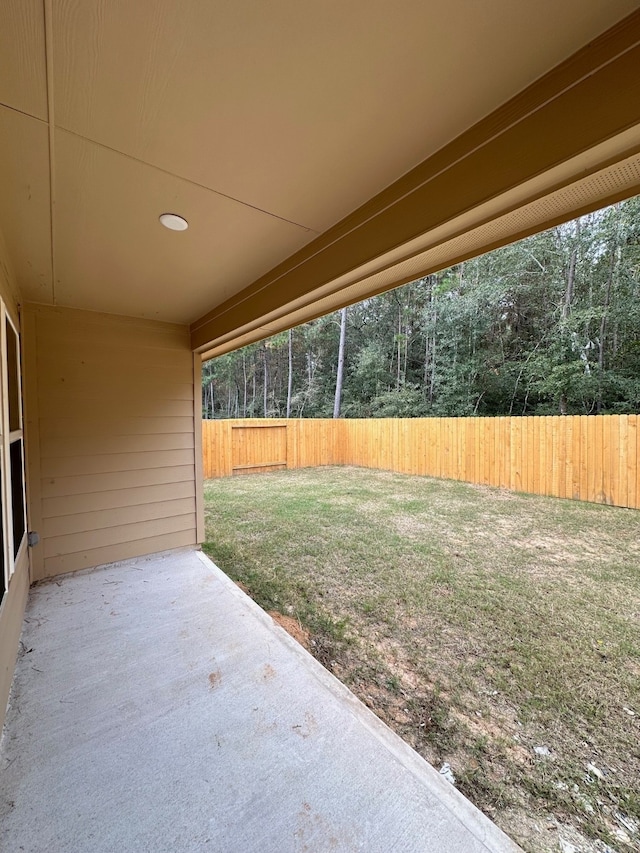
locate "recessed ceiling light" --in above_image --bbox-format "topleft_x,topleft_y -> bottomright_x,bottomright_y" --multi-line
159,213 -> 189,231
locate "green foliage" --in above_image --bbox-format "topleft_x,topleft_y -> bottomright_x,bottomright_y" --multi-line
370,386 -> 430,418
203,197 -> 640,419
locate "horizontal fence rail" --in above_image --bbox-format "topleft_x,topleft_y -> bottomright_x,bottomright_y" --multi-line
202,415 -> 640,509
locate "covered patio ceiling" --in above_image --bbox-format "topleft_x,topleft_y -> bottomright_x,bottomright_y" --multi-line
1,1 -> 640,357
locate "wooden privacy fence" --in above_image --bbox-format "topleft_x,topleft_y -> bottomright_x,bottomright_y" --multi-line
202,419 -> 340,478
202,415 -> 640,509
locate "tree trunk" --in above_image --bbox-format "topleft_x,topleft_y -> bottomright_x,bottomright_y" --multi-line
286,328 -> 293,418
423,329 -> 429,388
429,289 -> 437,403
560,218 -> 580,415
596,247 -> 616,413
562,218 -> 580,320
242,352 -> 247,417
563,247 -> 577,321
262,342 -> 268,417
403,314 -> 409,387
396,303 -> 402,391
333,307 -> 347,419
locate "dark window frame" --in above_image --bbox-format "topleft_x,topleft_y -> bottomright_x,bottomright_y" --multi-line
1,308 -> 26,598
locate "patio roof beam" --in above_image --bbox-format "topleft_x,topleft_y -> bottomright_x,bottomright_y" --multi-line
191,9 -> 640,357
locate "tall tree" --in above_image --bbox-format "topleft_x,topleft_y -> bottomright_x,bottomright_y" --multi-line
286,328 -> 294,418
333,308 -> 347,418
262,342 -> 268,416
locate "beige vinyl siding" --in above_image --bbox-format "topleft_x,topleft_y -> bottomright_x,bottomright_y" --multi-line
38,393 -> 195,416
0,226 -> 29,730
24,304 -> 201,581
42,531 -> 199,576
39,466 -> 195,497
42,498 -> 196,538
41,480 -> 196,517
41,449 -> 195,478
0,551 -> 28,724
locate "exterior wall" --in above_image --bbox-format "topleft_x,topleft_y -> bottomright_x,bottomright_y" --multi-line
24,304 -> 202,581
0,230 -> 29,730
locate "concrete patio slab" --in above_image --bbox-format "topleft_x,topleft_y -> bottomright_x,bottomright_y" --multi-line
0,548 -> 522,852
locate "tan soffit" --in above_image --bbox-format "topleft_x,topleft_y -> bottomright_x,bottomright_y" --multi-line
0,107 -> 52,299
201,149 -> 640,359
0,0 -> 48,121
192,9 -> 640,355
54,131 -> 313,323
0,0 -> 639,333
51,0 -> 639,231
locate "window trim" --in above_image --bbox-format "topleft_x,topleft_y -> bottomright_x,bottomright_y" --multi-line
1,304 -> 27,590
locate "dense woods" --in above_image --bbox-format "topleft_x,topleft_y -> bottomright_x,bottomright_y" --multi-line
202,197 -> 640,419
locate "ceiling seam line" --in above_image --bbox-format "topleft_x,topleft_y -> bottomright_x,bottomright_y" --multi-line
0,102 -> 48,125
190,36 -> 640,334
43,0 -> 56,306
54,126 -> 319,234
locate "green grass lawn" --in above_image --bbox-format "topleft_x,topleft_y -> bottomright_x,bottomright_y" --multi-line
203,466 -> 640,852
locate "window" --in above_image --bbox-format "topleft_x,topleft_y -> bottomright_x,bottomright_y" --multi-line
9,440 -> 25,559
1,306 -> 26,602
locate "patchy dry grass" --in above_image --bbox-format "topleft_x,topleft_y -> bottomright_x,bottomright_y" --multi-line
203,466 -> 640,852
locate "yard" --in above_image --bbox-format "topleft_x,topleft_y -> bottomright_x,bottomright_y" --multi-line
203,467 -> 640,853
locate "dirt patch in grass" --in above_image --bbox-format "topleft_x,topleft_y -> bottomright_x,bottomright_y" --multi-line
268,611 -> 311,651
204,466 -> 640,853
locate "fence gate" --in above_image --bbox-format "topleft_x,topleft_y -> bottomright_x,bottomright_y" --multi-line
231,423 -> 288,475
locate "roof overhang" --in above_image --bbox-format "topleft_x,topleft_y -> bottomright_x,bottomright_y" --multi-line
192,10 -> 640,357
0,2 -> 639,356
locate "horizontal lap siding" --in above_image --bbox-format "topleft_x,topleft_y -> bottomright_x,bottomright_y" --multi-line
0,548 -> 28,729
41,481 -> 196,518
40,449 -> 195,478
39,465 -> 195,497
42,497 -> 196,538
0,230 -> 28,731
38,394 -> 195,417
42,530 -> 198,576
40,431 -> 195,458
25,305 -> 199,580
